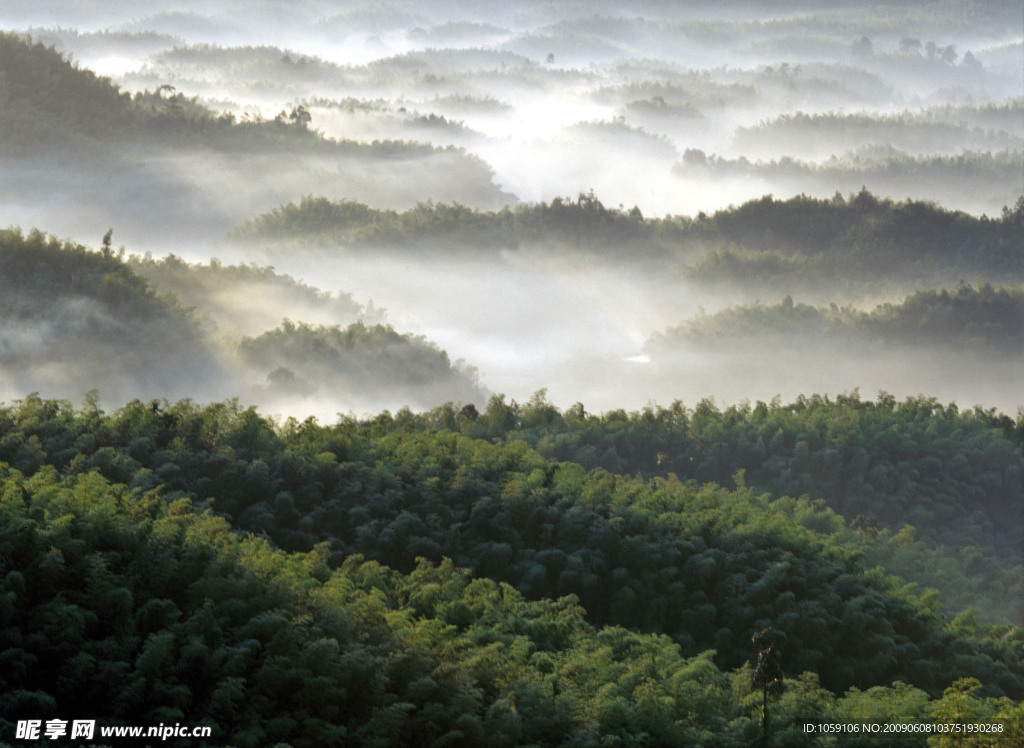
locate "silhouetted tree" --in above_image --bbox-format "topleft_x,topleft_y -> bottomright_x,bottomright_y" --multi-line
851,36 -> 873,57
751,627 -> 786,742
899,38 -> 922,55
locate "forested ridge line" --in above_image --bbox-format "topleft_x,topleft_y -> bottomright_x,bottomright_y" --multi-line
236,319 -> 484,405
649,283 -> 1024,354
731,106 -> 1024,156
0,228 -> 483,408
2,459 -> 1021,746
0,31 -> 465,157
441,391 -> 1024,626
1,393 -> 1021,705
0,228 -> 225,398
231,189 -> 1023,259
230,190 -> 1024,292
368,390 -> 1024,565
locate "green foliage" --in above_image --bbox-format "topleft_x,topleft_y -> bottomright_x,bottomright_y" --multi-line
232,191 -> 1024,289
438,392 -> 1024,629
237,320 -> 484,404
0,32 -> 236,155
456,392 -> 1024,564
1,409 -> 1020,744
0,32 -> 133,154
0,228 -> 222,395
231,191 -> 664,254
676,192 -> 1023,293
685,191 -> 1023,275
651,284 -> 1024,353
1,394 -> 1022,708
0,465 -> 687,746
0,228 -> 159,318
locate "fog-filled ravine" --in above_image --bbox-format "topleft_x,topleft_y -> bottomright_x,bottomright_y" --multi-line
1,2 -> 1023,745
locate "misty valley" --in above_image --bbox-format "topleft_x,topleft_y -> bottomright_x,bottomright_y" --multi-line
0,1 -> 1022,746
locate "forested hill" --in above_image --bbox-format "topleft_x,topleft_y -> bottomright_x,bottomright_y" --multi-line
0,31 -> 505,211
126,253 -> 373,338
0,228 -> 223,399
0,229 -> 486,410
436,392 -> 1024,566
1,395 -> 1021,703
0,30 -> 251,154
0,30 -> 406,154
650,284 -> 1024,354
2,450 -> 1021,746
231,191 -> 1024,282
237,320 -> 485,406
0,31 -> 510,243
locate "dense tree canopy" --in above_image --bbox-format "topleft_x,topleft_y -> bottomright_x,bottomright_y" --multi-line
0,394 -> 1021,745
650,284 -> 1024,354
0,229 -> 222,399
238,320 -> 484,406
0,395 -> 1021,709
231,191 -> 1024,290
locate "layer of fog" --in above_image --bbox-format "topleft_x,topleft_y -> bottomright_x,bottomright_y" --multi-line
198,244 -> 1024,419
4,237 -> 1020,421
10,0 -> 1021,229
2,1 -> 1022,419
0,143 -> 509,251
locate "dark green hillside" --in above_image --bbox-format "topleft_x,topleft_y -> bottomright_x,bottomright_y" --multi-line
683,193 -> 1023,290
684,190 -> 1022,269
0,31 -> 224,154
446,392 -> 1024,575
375,393 -> 1024,627
0,395 -> 1020,703
0,229 -> 221,396
0,229 -> 158,315
0,32 -> 128,153
0,464 -> 731,746
230,192 -> 664,254
3,458 -> 1020,746
651,284 -> 1024,353
232,191 -> 1024,285
863,284 -> 1024,350
0,31 -> 294,149
238,320 -> 485,406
